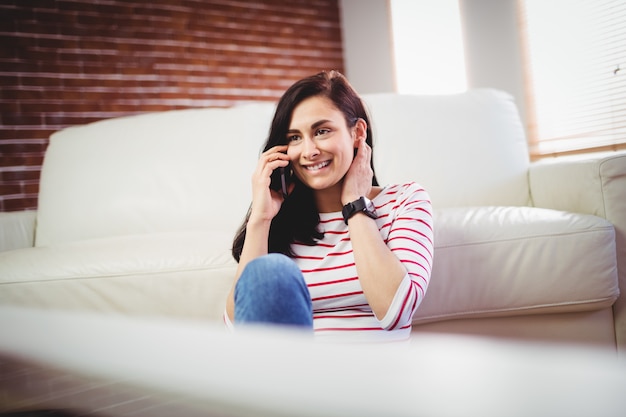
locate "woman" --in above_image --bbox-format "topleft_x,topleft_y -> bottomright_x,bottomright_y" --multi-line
226,71 -> 433,342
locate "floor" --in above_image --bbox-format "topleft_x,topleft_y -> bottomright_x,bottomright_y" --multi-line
0,355 -> 221,417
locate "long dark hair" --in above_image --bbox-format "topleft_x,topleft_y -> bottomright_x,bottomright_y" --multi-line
231,70 -> 378,262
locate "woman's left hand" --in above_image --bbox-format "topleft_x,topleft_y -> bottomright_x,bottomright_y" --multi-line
341,136 -> 373,204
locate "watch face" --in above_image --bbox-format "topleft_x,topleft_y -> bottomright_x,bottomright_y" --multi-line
363,197 -> 377,217
343,196 -> 377,224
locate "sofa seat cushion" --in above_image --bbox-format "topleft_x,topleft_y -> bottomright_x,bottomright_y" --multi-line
0,231 -> 237,320
415,206 -> 620,324
0,207 -> 619,326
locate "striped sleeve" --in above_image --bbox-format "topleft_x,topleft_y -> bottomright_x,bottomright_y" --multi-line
377,183 -> 434,330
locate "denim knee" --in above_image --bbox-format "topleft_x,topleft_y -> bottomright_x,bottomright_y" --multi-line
244,253 -> 303,284
234,253 -> 312,328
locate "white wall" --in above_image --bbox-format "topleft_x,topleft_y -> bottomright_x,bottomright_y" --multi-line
339,0 -> 396,94
458,0 -> 527,125
340,0 -> 528,126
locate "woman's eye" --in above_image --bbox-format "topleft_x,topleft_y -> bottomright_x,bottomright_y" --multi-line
287,135 -> 301,143
315,128 -> 330,136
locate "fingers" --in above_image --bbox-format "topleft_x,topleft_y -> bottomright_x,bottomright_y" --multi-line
256,146 -> 289,171
353,136 -> 371,167
342,137 -> 372,203
260,146 -> 289,167
251,147 -> 291,207
258,153 -> 290,182
249,147 -> 290,221
263,145 -> 289,158
357,136 -> 370,156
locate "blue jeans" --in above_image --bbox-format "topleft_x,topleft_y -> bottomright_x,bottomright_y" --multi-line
234,253 -> 313,330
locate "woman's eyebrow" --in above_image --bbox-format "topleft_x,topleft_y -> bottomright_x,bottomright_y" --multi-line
311,119 -> 331,129
287,119 -> 332,135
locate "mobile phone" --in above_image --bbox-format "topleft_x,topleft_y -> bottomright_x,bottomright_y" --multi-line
270,164 -> 291,198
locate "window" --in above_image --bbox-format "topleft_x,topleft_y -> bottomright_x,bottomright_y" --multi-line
390,0 -> 467,94
522,0 -> 626,157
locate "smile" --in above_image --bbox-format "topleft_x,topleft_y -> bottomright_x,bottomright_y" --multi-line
304,160 -> 331,171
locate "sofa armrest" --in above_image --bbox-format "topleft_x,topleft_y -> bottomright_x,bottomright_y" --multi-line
529,151 -> 626,359
0,210 -> 37,252
529,152 -> 626,218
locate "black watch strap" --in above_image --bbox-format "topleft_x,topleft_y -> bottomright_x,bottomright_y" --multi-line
342,197 -> 377,224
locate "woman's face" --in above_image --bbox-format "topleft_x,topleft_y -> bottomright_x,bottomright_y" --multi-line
286,96 -> 357,192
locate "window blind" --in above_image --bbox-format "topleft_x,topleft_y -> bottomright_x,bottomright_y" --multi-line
522,0 -> 626,157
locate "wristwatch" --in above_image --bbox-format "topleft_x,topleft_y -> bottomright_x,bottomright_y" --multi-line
342,196 -> 377,224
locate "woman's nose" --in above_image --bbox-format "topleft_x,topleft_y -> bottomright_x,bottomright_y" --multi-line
301,137 -> 320,159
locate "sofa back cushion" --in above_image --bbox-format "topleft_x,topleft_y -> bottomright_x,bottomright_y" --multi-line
36,103 -> 276,246
36,89 -> 530,246
363,89 -> 530,208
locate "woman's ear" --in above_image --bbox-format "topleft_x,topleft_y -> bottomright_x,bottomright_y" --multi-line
352,118 -> 368,146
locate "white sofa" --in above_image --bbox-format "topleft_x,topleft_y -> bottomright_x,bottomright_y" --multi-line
1,89 -> 624,357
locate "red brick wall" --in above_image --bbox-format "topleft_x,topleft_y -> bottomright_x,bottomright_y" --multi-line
0,0 -> 344,212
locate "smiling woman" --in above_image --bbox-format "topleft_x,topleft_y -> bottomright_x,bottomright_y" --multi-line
285,96 -> 366,202
226,71 -> 434,343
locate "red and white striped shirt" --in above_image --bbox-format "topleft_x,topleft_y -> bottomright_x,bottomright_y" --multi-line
293,182 -> 434,342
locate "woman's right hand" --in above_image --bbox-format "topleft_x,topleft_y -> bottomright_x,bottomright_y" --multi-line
249,145 -> 291,223
227,145 -> 290,321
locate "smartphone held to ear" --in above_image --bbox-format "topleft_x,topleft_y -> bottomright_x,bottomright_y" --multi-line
270,165 -> 291,198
